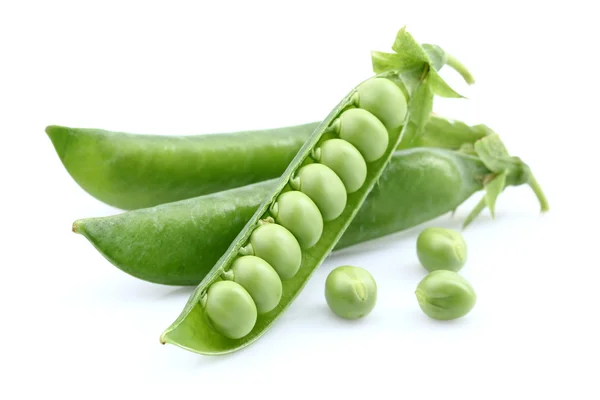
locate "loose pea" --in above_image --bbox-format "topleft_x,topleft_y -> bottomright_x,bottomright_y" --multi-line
415,270 -> 476,321
242,222 -> 302,280
290,163 -> 347,221
223,255 -> 282,314
270,191 -> 323,248
201,280 -> 257,339
312,139 -> 367,194
356,77 -> 408,132
331,108 -> 389,162
416,227 -> 467,272
325,265 -> 377,320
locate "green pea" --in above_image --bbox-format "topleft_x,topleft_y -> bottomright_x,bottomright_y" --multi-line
415,270 -> 476,321
356,77 -> 408,132
270,190 -> 323,248
290,163 -> 347,221
223,255 -> 282,314
201,280 -> 257,339
242,222 -> 302,280
325,265 -> 377,320
331,108 -> 389,162
416,227 -> 467,272
312,139 -> 367,194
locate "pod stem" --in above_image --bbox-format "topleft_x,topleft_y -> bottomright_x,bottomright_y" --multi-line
528,174 -> 550,213
221,270 -> 234,281
239,244 -> 254,256
445,53 -> 475,85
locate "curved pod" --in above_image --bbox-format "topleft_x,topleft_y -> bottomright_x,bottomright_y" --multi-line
159,29 -> 467,355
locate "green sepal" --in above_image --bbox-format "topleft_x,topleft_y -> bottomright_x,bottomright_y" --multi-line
484,171 -> 507,218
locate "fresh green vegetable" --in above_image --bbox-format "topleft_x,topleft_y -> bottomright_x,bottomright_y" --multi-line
45,34 -> 479,211
415,270 -> 476,320
239,222 -> 302,280
201,281 -> 257,339
416,227 -> 468,272
222,255 -> 282,314
325,265 -> 377,320
74,142 -> 547,287
290,162 -> 348,221
158,28 -> 464,355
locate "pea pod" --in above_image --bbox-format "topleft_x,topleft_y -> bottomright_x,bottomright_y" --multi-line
45,35 -> 478,211
74,139 -> 548,287
158,29 -> 467,355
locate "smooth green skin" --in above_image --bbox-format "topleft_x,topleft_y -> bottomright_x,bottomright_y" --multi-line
47,115 -> 487,211
223,256 -> 282,314
45,123 -> 317,210
325,266 -> 377,320
270,191 -> 323,249
415,270 -> 476,321
334,108 -> 389,162
290,163 -> 347,221
416,227 -> 468,272
313,139 -> 367,194
201,280 -> 258,339
74,148 -> 491,286
355,77 -> 408,131
242,223 -> 301,280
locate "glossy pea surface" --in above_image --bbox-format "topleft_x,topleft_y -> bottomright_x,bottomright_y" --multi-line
271,191 -> 323,248
224,255 -> 282,314
356,77 -> 408,131
415,270 -> 476,321
335,108 -> 389,162
202,280 -> 257,339
245,223 -> 301,280
325,265 -> 377,320
290,163 -> 347,221
416,227 -> 467,272
313,139 -> 367,193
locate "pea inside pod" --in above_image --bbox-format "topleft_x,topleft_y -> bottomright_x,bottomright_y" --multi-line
330,108 -> 389,162
240,222 -> 302,280
312,139 -> 367,194
289,163 -> 347,221
270,190 -> 323,249
201,280 -> 258,339
355,77 -> 408,132
222,255 -> 282,314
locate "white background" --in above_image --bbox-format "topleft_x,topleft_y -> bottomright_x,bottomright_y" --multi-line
1,1 -> 598,398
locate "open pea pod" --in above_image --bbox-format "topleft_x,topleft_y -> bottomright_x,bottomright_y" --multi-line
160,28 -> 465,355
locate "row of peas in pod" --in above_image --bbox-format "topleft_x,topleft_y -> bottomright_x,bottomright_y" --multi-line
200,78 -> 408,340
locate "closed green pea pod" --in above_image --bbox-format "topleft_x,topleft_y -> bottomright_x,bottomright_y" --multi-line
270,191 -> 323,249
223,255 -> 282,314
356,77 -> 408,131
415,270 -> 476,321
241,222 -> 302,280
201,280 -> 258,339
312,139 -> 367,194
289,163 -> 347,221
332,108 -> 389,162
416,227 -> 468,272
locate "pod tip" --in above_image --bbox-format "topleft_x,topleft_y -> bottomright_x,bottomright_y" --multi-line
72,220 -> 83,234
45,125 -> 71,161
